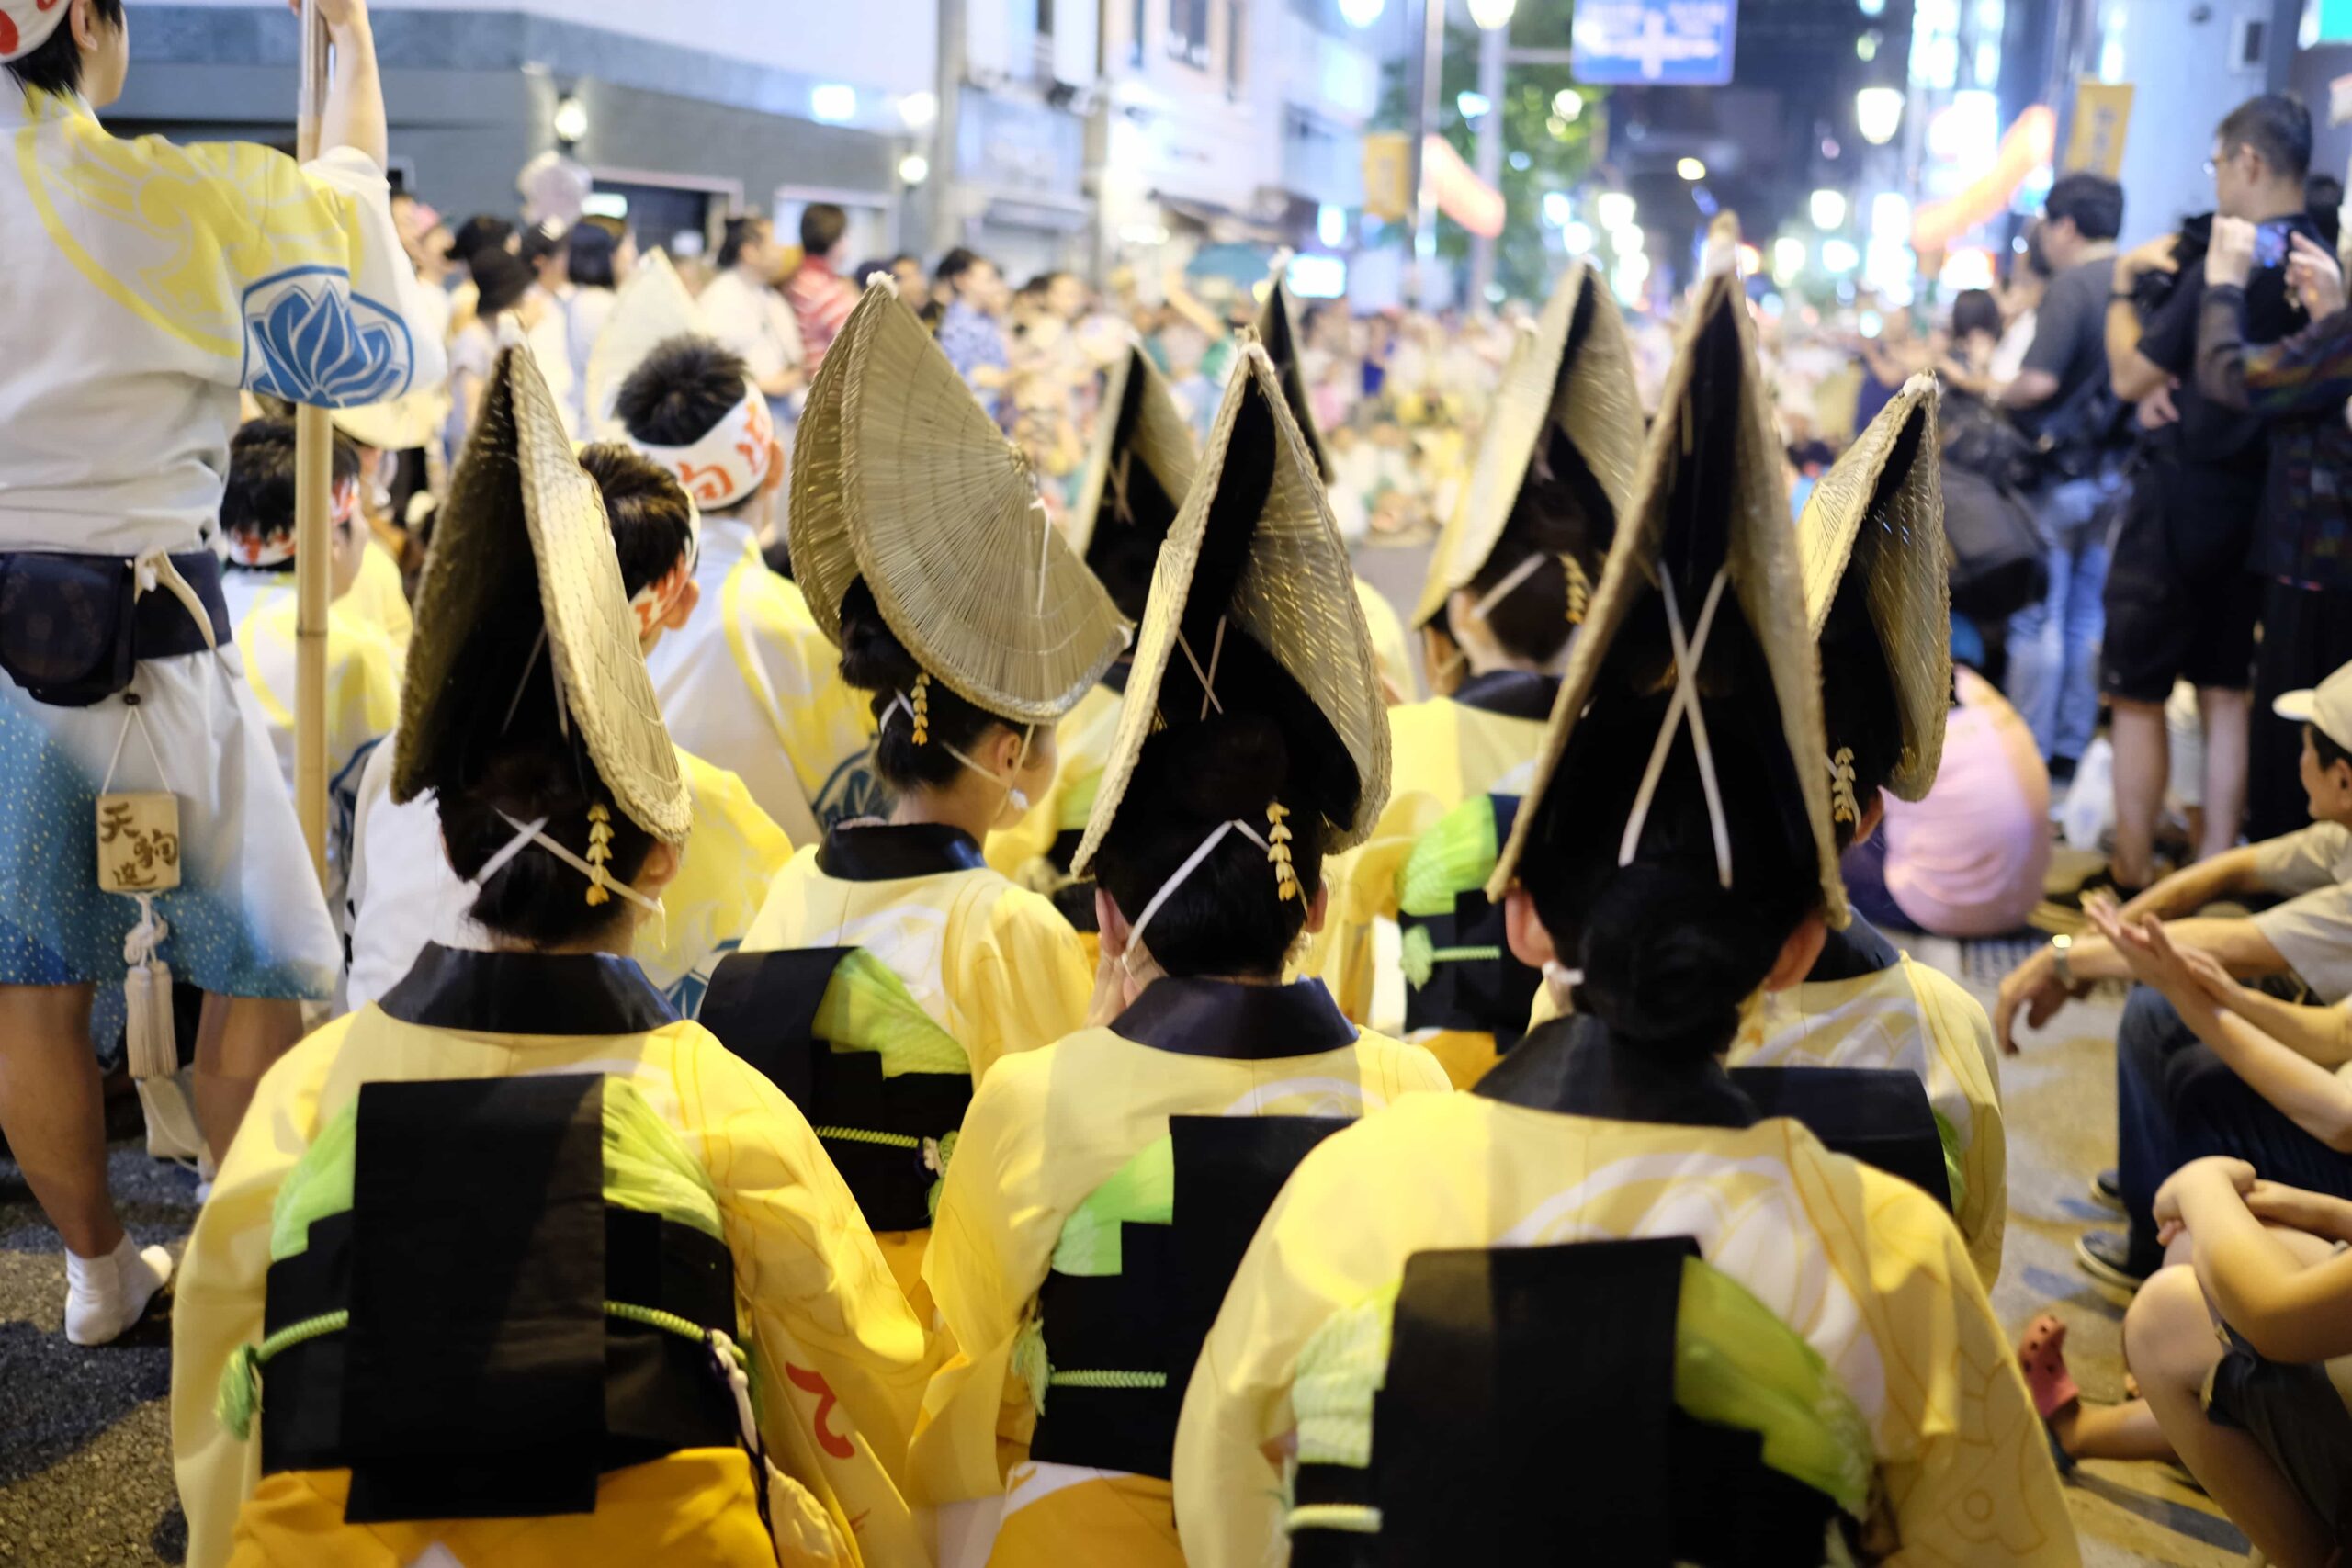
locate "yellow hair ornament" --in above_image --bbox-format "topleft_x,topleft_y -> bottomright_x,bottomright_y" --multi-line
584,803 -> 616,906
1266,802 -> 1301,903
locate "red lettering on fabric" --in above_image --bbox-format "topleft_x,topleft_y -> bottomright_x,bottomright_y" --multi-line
785,1362 -> 854,1459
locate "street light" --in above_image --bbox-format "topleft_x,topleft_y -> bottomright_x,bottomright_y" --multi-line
1772,236 -> 1807,280
551,93 -> 588,145
811,84 -> 858,123
1677,157 -> 1707,181
1467,0 -> 1516,28
1596,191 -> 1636,230
1822,238 -> 1860,272
1855,86 -> 1905,145
1809,188 -> 1848,229
898,153 -> 931,186
1337,0 -> 1385,23
1457,90 -> 1492,120
1563,220 -> 1595,251
1541,191 -> 1573,226
1552,87 -> 1583,120
898,90 -> 939,130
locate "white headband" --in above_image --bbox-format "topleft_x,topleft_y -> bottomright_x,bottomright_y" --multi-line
629,379 -> 774,512
628,496 -> 703,637
0,1 -> 70,64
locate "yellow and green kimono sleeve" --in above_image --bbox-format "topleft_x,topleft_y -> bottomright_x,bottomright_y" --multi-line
685,1044 -> 940,1567
645,750 -> 795,1010
910,1051 -> 1060,1503
960,888 -> 1094,1082
172,1021 -> 354,1568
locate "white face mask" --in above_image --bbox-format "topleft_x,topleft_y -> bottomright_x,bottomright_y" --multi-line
880,689 -> 1035,817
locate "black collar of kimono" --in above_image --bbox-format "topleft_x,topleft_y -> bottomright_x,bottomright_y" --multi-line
1476,1014 -> 1758,1130
1804,914 -> 1899,985
379,942 -> 677,1035
1451,669 -> 1560,721
1102,658 -> 1132,696
816,822 -> 988,881
1110,976 -> 1358,1061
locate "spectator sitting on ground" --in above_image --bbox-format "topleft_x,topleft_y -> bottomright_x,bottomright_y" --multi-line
1996,659 -> 2352,1289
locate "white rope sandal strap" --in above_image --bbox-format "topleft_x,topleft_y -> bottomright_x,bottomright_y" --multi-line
1617,566 -> 1735,890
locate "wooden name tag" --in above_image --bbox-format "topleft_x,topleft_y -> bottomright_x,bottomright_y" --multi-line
96,793 -> 182,894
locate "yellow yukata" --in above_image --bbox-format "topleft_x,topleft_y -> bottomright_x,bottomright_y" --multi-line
662,750 -> 797,1013
1173,1084 -> 2077,1568
744,825 -> 1094,1088
220,573 -> 401,796
1733,938 -> 2007,1288
645,518 -> 879,845
914,978 -> 1450,1564
341,538 -> 413,660
1305,672 -> 1555,1082
172,947 -> 935,1568
986,680 -> 1125,886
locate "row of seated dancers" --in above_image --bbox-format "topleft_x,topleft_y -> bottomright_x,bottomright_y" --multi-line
168,265 -> 2083,1566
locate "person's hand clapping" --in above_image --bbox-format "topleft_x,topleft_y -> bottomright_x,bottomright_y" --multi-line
2287,231 -> 2346,319
2207,217 -> 2258,289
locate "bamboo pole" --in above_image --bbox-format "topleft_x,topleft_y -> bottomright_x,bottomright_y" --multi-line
292,0 -> 332,889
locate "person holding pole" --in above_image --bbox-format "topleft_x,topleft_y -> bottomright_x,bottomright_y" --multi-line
0,0 -> 444,1345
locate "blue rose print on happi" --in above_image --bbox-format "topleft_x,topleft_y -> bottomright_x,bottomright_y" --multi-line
241,266 -> 415,408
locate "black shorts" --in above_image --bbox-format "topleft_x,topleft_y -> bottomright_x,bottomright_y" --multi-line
2205,1324 -> 2352,1541
2100,469 -> 2261,704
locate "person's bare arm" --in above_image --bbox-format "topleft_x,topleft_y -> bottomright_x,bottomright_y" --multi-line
2106,241 -> 2177,401
1995,367 -> 2060,409
2177,993 -> 2352,1150
753,367 -> 802,400
309,0 -> 387,170
1994,909 -> 2288,1053
2188,959 -> 2352,1068
1159,268 -> 1226,342
2166,1160 -> 2352,1364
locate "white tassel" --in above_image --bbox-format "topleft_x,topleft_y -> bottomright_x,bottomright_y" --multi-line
123,895 -> 177,1081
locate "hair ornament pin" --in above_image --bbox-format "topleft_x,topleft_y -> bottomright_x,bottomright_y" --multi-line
1564,555 -> 1591,626
1828,746 -> 1859,826
584,802 -> 616,906
911,672 -> 932,746
1266,801 -> 1300,902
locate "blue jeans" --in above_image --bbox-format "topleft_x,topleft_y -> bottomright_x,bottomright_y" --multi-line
2116,986 -> 2352,1269
2006,473 -> 2117,761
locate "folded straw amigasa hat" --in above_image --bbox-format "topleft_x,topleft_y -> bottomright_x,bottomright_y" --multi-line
1486,270 -> 1844,928
1066,341 -> 1198,566
1253,274 -> 1334,481
1797,371 -> 1951,802
789,279 -> 1126,726
1411,258 -> 1644,628
584,250 -> 713,442
1074,338 -> 1392,876
394,344 -> 690,842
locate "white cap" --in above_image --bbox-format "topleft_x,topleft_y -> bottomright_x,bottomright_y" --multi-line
2273,660 -> 2352,752
0,1 -> 73,63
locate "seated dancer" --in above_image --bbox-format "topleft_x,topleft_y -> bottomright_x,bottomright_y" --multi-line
339,440 -> 790,1017
1306,259 -> 1641,1086
0,0 -> 445,1341
985,340 -> 1195,919
610,260 -> 877,841
1728,374 -> 2008,1286
170,348 -> 930,1568
1173,276 -> 2074,1567
217,420 -> 402,805
719,280 -> 1125,1305
911,343 -> 1449,1565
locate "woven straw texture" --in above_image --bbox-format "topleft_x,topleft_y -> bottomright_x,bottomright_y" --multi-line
585,250 -> 712,441
393,344 -> 690,842
1487,271 -> 1844,927
1797,372 -> 1951,802
1067,343 -> 1199,558
1410,260 -> 1643,626
790,281 -> 1125,725
1073,343 -> 1391,875
1255,277 -> 1333,480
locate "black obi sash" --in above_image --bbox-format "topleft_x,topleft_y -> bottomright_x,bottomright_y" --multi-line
257,1076 -> 740,1523
1029,1114 -> 1349,1480
1398,794 -> 1542,1050
699,947 -> 971,1232
1290,1238 -> 1849,1567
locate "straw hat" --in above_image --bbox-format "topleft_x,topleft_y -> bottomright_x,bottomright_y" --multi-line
1073,340 -> 1392,875
333,385 -> 453,455
1411,259 -> 1644,628
1798,371 -> 1950,802
1253,276 -> 1333,480
790,280 -> 1125,725
1486,271 -> 1844,927
585,250 -> 713,441
392,344 -> 690,843
1066,341 -> 1198,560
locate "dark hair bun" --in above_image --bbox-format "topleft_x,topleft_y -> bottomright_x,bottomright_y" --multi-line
1133,710 -> 1290,827
836,580 -> 924,698
437,732 -> 653,946
1574,864 -> 1778,1059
